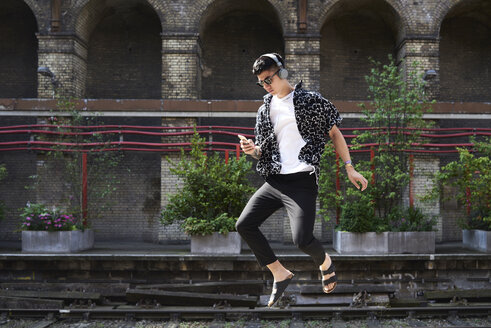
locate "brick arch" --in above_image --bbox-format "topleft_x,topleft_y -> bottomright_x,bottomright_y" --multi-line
197,0 -> 285,100
70,0 -> 164,42
437,0 -> 491,102
317,0 -> 408,40
21,0 -> 44,32
319,0 -> 404,101
433,0 -> 489,36
78,0 -> 162,99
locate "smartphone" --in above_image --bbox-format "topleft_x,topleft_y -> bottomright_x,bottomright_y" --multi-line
238,134 -> 249,143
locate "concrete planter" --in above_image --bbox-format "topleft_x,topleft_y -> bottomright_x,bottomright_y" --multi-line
22,229 -> 94,253
333,230 -> 435,254
462,229 -> 491,253
190,231 -> 241,254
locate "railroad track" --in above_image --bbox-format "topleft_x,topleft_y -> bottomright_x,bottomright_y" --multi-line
1,280 -> 490,326
1,305 -> 491,328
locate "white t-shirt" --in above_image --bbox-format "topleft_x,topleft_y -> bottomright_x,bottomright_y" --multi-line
270,90 -> 315,174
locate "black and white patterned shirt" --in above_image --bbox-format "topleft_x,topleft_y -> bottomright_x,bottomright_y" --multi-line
254,80 -> 343,185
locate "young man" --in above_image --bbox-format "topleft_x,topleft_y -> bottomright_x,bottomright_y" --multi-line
236,53 -> 368,307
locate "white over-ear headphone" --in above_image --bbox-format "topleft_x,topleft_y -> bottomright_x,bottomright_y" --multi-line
261,53 -> 288,79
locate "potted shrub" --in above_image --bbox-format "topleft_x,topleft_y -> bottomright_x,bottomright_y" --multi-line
160,130 -> 256,254
17,202 -> 94,253
423,136 -> 490,252
332,196 -> 436,254
319,54 -> 437,254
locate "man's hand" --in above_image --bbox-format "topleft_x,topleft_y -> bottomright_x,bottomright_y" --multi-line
240,138 -> 259,158
346,166 -> 368,191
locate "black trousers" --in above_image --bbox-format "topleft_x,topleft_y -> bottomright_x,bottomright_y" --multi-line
236,171 -> 326,267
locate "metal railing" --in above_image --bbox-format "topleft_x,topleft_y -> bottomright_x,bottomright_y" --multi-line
1,124 -> 489,225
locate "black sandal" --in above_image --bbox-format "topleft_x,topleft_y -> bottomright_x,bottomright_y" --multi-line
267,273 -> 294,307
321,262 -> 337,293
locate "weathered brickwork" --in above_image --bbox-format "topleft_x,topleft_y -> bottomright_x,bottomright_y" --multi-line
162,33 -> 200,99
159,117 -> 197,242
402,154 -> 442,241
286,37 -> 321,92
37,35 -> 87,98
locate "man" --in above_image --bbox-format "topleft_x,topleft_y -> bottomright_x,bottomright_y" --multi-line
236,53 -> 368,307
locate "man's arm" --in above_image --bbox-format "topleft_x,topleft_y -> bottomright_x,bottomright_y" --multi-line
329,125 -> 368,191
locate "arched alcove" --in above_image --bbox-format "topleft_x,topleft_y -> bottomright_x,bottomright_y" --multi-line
81,0 -> 162,99
439,0 -> 491,102
0,0 -> 38,98
199,0 -> 284,100
320,0 -> 402,100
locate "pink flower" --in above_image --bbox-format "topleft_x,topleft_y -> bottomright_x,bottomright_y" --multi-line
26,223 -> 30,226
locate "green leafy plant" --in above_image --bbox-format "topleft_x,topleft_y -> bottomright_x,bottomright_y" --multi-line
318,140 -> 343,223
160,129 -> 256,236
338,194 -> 378,233
182,213 -> 237,236
16,202 -> 82,232
422,136 -> 491,230
319,54 -> 436,232
387,206 -> 437,232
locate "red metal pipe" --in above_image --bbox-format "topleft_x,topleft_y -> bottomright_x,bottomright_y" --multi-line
82,152 -> 88,227
2,124 -> 489,132
0,129 -> 258,138
0,140 -> 479,150
0,124 -> 256,131
0,146 -> 479,154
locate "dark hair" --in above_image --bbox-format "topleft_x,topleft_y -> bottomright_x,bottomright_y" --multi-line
252,53 -> 285,75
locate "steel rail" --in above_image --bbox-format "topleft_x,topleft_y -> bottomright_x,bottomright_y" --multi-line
1,305 -> 490,321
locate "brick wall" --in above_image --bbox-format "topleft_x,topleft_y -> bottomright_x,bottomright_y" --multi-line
402,154 -> 442,241
286,36 -> 321,92
161,33 -> 200,99
0,116 -> 38,241
37,34 -> 87,98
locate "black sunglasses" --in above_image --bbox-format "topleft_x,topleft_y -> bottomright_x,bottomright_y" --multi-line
256,70 -> 280,88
